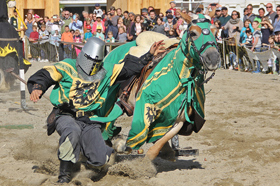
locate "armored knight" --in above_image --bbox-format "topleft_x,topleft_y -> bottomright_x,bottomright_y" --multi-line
27,37 -> 164,183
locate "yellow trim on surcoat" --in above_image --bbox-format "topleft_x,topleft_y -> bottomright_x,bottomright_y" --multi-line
110,63 -> 125,86
43,66 -> 63,82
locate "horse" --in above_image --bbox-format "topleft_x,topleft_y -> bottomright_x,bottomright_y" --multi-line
115,12 -> 221,161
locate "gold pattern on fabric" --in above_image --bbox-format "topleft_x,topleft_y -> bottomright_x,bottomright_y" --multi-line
43,66 -> 63,82
55,62 -> 79,79
143,103 -> 161,127
136,48 -> 180,101
127,130 -> 148,148
70,78 -> 101,108
148,126 -> 172,138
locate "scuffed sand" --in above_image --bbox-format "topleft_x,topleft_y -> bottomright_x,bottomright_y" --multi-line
0,61 -> 280,185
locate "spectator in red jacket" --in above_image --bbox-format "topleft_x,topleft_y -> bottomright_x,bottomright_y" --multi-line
29,25 -> 39,62
29,25 -> 39,42
169,1 -> 177,16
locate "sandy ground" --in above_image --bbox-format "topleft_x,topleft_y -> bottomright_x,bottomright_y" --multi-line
0,61 -> 280,186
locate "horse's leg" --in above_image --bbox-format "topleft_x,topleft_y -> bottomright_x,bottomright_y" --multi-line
145,107 -> 191,161
159,142 -> 176,162
146,121 -> 184,161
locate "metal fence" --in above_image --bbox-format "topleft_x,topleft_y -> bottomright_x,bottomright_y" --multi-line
26,37 -> 280,73
221,37 -> 279,72
27,39 -> 126,62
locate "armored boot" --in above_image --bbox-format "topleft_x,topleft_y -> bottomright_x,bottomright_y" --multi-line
57,160 -> 74,183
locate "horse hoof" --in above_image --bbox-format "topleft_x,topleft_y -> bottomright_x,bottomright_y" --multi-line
145,151 -> 159,161
113,138 -> 132,154
159,149 -> 176,162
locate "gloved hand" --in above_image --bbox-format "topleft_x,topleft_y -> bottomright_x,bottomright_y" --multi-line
149,40 -> 166,56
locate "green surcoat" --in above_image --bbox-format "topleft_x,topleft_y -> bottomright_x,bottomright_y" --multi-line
126,41 -> 206,149
44,41 -> 137,140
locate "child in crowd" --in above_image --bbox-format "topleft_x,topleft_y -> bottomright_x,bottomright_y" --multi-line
117,26 -> 127,42
49,30 -> 61,62
169,1 -> 177,16
84,18 -> 93,34
29,25 -> 39,62
106,31 -> 115,43
29,25 -> 39,42
179,19 -> 188,38
93,3 -> 103,17
94,26 -> 105,40
73,30 -> 83,56
39,25 -> 49,62
214,20 -> 222,43
105,31 -> 115,53
61,25 -> 73,59
117,17 -> 126,32
50,30 -> 61,47
84,25 -> 93,43
241,29 -> 253,48
164,14 -> 174,34
176,17 -> 184,36
167,29 -> 176,38
240,19 -> 254,43
70,29 -> 75,35
134,15 -> 143,37
39,25 -> 49,40
152,17 -> 165,35
251,21 -> 262,73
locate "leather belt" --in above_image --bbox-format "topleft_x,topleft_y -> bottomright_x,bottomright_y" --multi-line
59,109 -> 95,118
75,110 -> 95,118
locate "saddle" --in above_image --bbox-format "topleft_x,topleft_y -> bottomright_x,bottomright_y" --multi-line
119,44 -> 178,116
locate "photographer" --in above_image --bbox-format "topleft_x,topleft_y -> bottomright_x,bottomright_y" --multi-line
222,10 -> 243,42
148,10 -> 157,30
221,10 -> 243,70
141,8 -> 150,30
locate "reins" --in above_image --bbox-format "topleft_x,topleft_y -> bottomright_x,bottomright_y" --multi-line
180,18 -> 219,86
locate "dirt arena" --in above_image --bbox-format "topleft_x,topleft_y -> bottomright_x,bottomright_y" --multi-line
0,61 -> 280,186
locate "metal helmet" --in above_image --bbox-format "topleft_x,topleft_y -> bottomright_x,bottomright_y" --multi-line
76,37 -> 105,81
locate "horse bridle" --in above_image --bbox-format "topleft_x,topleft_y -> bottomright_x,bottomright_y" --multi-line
180,18 -> 219,85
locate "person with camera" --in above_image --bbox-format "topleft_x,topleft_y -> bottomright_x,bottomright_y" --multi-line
148,10 -> 157,30
69,13 -> 83,35
221,10 -> 243,70
222,10 -> 243,42
141,8 -> 150,30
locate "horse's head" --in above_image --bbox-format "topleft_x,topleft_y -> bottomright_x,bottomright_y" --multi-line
179,12 -> 220,71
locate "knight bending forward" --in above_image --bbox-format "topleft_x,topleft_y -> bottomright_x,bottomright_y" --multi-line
27,37 -> 164,183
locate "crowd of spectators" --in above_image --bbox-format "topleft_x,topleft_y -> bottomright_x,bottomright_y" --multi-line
208,3 -> 280,74
8,1 -> 280,74
9,1 -> 190,62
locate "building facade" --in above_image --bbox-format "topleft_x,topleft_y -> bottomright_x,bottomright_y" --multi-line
8,0 -> 59,19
